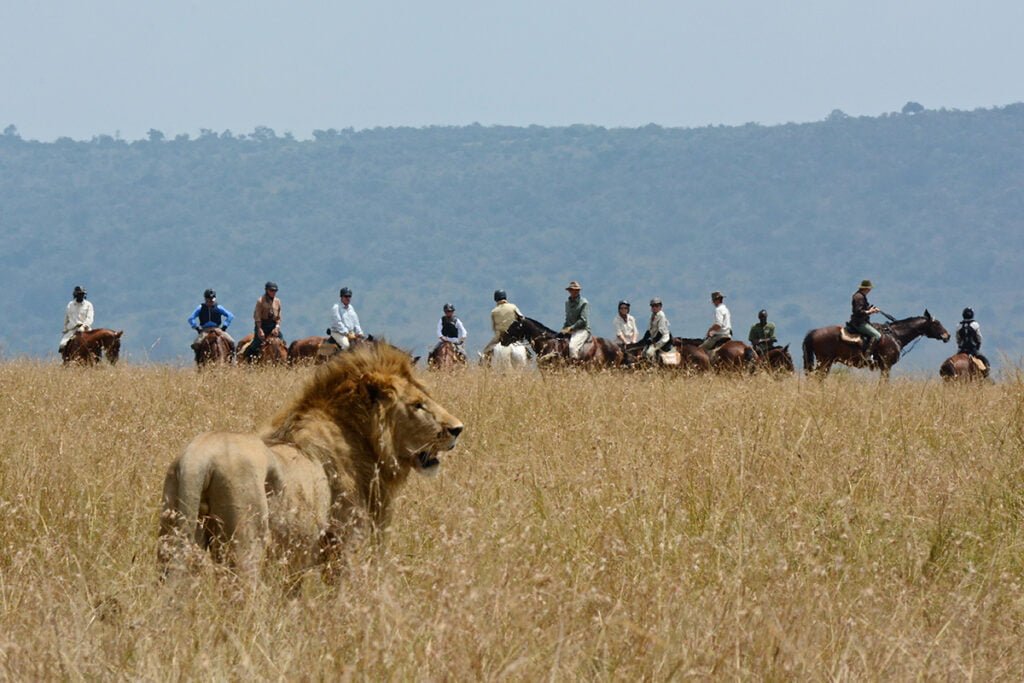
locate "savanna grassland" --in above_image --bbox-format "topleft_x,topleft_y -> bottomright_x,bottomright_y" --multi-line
1,362 -> 1023,679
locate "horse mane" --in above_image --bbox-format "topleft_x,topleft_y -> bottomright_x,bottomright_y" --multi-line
525,317 -> 560,336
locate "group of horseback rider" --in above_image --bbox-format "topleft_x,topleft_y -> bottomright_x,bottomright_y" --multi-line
60,278 -> 990,371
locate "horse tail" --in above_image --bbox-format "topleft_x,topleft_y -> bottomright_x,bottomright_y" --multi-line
802,331 -> 816,374
743,345 -> 755,371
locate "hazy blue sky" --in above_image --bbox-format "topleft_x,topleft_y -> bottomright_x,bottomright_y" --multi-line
2,1 -> 1021,141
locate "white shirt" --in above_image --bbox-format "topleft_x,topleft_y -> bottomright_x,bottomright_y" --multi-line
613,314 -> 638,343
330,302 -> 363,336
713,303 -> 731,335
437,317 -> 468,343
64,299 -> 94,333
649,310 -> 670,344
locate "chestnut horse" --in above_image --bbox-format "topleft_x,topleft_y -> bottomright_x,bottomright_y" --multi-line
752,345 -> 795,374
673,337 -> 752,373
622,338 -> 711,372
62,328 -> 123,366
237,334 -> 288,365
803,310 -> 950,377
939,353 -> 989,380
428,341 -> 467,370
504,318 -> 624,369
287,335 -> 329,364
192,329 -> 233,367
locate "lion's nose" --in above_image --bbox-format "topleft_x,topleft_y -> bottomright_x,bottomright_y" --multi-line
448,425 -> 464,438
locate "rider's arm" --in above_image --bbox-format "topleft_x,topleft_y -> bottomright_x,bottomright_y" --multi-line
572,301 -> 590,331
436,318 -> 445,340
188,305 -> 203,329
456,319 -> 467,342
83,301 -> 94,328
219,306 -> 234,328
352,311 -> 363,337
330,304 -> 345,333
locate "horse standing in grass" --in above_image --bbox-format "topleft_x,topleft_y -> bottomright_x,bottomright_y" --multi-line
752,345 -> 795,374
62,329 -> 123,366
939,353 -> 989,380
504,317 -> 623,369
237,334 -> 289,365
288,336 -> 329,364
192,330 -> 233,367
803,310 -> 950,377
428,341 -> 467,370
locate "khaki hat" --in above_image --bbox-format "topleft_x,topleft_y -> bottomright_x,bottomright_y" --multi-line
859,279 -> 873,289
565,280 -> 582,291
711,291 -> 724,300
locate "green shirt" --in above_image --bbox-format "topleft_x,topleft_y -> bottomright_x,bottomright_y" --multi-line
563,296 -> 590,331
748,321 -> 776,345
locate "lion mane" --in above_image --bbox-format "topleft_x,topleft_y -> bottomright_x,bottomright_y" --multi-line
158,343 -> 464,581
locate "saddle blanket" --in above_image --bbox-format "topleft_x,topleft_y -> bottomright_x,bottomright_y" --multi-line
971,356 -> 987,372
838,326 -> 861,344
659,350 -> 681,366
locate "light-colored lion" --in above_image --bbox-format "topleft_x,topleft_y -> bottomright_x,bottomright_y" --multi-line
157,343 -> 464,581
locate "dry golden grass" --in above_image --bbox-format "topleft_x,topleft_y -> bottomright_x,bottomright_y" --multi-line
1,362 -> 1023,679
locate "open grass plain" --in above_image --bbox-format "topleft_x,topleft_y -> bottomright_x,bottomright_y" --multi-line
1,361 -> 1023,679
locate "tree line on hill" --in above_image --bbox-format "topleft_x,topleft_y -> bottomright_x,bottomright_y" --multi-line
1,103 -> 1021,371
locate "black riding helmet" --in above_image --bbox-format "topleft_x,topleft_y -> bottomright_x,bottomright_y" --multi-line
443,303 -> 455,312
265,281 -> 278,291
340,287 -> 353,297
494,289 -> 507,302
204,288 -> 216,300
962,307 -> 974,320
618,300 -> 630,309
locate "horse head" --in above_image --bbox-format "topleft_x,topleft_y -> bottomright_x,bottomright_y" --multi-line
922,310 -> 950,342
107,330 -> 124,363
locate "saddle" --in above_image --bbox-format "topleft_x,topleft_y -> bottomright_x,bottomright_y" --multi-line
659,350 -> 681,366
838,325 -> 862,345
970,355 -> 987,372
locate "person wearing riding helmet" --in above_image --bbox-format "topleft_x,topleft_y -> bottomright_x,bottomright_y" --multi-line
244,281 -> 283,361
644,298 -> 671,362
956,307 -> 990,370
434,303 -> 468,358
613,300 -> 638,346
60,285 -> 94,352
329,286 -> 364,351
188,289 -> 236,353
481,289 -> 524,359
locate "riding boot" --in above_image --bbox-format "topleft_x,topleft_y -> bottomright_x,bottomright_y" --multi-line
863,337 -> 878,364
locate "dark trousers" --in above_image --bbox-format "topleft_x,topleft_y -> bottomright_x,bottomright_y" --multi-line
245,320 -> 279,359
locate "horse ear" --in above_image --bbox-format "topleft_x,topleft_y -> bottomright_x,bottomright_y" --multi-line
783,344 -> 789,352
924,309 -> 932,320
411,355 -> 421,365
115,330 -> 124,338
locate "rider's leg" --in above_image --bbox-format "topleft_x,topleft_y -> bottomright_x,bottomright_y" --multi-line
329,331 -> 351,351
857,323 -> 882,356
568,330 -> 589,359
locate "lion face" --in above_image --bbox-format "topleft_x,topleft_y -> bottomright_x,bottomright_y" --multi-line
374,375 -> 463,476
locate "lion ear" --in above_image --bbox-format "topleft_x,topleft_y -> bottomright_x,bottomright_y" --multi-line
359,372 -> 396,404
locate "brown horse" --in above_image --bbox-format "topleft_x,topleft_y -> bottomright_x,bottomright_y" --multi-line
287,335 -> 330,364
710,340 -> 754,373
504,318 -> 624,369
237,334 -> 288,365
428,341 -> 467,370
752,345 -> 795,374
803,310 -> 950,377
622,338 -> 711,372
192,329 -> 233,367
62,328 -> 123,365
939,353 -> 989,380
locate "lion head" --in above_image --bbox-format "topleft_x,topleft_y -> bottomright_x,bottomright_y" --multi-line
267,342 -> 464,483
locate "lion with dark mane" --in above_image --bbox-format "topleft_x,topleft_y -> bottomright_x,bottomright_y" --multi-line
158,343 -> 464,582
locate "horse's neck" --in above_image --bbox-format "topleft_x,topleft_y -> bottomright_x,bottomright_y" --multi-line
887,318 -> 925,346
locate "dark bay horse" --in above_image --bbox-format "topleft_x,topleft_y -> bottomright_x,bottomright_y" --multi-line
428,341 -> 467,370
803,310 -> 950,377
752,345 -> 795,374
237,334 -> 288,365
62,328 -> 123,365
939,353 -> 989,380
504,317 -> 624,369
192,329 -> 233,367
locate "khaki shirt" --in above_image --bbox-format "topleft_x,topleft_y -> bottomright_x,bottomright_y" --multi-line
253,295 -> 281,324
491,301 -> 523,335
649,310 -> 670,345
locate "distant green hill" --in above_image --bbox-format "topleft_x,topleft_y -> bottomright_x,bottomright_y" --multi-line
2,106 -> 1021,372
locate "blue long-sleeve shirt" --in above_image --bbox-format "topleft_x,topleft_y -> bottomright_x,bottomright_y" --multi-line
188,304 -> 234,330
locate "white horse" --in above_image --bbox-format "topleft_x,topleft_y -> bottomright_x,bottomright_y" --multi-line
489,341 -> 531,370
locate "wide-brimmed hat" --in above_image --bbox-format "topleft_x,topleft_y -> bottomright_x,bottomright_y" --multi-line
649,297 -> 662,306
711,291 -> 724,300
859,279 -> 873,289
565,280 -> 582,291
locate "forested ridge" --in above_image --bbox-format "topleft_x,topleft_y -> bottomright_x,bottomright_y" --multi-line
1,105 -> 1021,370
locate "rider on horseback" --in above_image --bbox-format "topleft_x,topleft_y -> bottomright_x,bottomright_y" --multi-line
244,281 -> 283,362
644,298 -> 672,362
699,291 -> 732,353
748,309 -> 777,355
434,303 -> 467,359
60,285 -> 94,354
956,307 -> 990,371
329,287 -> 364,351
188,289 -> 236,355
481,289 -> 524,359
849,279 -> 882,359
561,281 -> 591,360
613,300 -> 638,346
